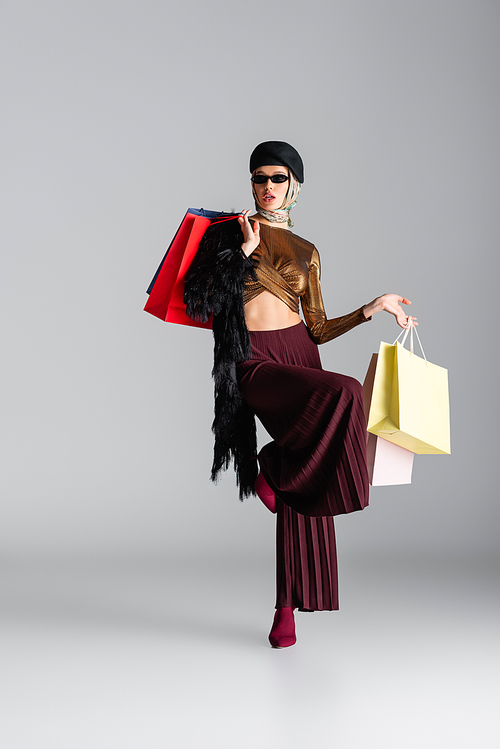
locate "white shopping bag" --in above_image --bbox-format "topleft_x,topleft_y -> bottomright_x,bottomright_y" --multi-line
363,352 -> 414,486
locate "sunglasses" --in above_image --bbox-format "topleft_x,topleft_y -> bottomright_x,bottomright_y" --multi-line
251,173 -> 289,184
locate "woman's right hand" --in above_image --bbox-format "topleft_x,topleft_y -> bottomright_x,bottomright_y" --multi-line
238,210 -> 260,256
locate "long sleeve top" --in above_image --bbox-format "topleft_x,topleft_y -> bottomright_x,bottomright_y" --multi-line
243,222 -> 369,344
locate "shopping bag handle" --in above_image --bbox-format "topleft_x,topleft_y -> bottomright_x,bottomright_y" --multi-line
393,323 -> 428,365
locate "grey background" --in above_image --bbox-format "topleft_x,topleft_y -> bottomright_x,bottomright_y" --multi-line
1,1 -> 499,747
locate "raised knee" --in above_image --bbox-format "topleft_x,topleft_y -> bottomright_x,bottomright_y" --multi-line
342,375 -> 363,403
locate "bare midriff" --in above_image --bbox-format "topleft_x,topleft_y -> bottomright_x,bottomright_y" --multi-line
244,289 -> 301,331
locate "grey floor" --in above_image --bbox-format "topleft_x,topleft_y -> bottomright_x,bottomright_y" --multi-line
1,553 -> 498,749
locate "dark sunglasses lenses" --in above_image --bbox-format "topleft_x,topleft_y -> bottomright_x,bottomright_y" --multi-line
251,174 -> 289,184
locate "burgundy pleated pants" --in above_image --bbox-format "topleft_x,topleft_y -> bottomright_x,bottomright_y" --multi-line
237,322 -> 369,611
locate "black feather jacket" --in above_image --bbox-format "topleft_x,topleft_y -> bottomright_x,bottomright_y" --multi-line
183,218 -> 259,499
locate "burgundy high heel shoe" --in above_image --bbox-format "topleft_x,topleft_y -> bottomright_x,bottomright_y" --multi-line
268,607 -> 296,648
255,472 -> 277,514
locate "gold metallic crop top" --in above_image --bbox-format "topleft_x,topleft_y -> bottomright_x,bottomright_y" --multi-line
243,222 -> 369,345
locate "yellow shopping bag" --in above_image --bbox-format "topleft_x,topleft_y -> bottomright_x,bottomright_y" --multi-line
366,327 -> 451,455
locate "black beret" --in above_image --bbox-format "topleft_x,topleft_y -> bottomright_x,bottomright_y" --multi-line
249,141 -> 304,184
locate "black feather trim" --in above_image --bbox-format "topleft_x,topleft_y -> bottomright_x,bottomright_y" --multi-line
184,219 -> 258,499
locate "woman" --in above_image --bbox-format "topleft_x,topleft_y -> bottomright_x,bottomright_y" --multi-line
184,141 -> 414,648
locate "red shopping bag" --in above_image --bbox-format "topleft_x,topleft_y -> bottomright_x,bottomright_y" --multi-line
144,208 -> 240,329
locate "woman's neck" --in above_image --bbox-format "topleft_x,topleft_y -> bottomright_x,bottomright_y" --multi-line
250,213 -> 290,230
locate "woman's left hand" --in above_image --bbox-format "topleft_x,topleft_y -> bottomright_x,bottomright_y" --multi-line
363,294 -> 417,329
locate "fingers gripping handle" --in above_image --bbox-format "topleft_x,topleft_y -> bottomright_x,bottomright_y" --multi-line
393,322 -> 428,365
